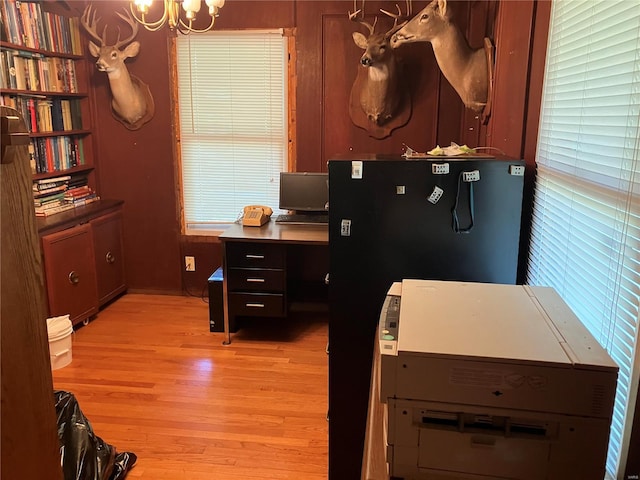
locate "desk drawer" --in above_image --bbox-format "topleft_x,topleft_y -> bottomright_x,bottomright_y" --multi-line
228,268 -> 285,292
229,292 -> 285,317
226,242 -> 285,268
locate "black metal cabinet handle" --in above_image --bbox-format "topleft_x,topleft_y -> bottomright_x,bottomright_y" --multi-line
106,251 -> 115,264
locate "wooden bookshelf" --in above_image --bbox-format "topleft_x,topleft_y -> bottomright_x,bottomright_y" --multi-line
0,0 -> 98,216
1,2 -> 127,325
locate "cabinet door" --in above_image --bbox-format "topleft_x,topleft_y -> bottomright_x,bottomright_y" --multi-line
42,223 -> 98,325
91,210 -> 126,305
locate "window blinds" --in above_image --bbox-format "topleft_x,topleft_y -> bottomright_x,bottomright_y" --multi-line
176,31 -> 287,230
527,1 -> 640,477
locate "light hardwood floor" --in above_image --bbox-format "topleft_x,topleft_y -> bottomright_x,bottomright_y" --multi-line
52,294 -> 329,480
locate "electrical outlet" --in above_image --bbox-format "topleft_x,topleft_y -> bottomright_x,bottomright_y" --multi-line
185,256 -> 195,272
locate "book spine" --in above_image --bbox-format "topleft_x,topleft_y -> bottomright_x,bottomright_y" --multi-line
36,174 -> 71,184
27,96 -> 36,132
28,141 -> 36,174
35,202 -> 75,217
51,98 -> 63,131
5,50 -> 16,89
1,1 -> 19,45
44,137 -> 53,172
15,1 -> 29,47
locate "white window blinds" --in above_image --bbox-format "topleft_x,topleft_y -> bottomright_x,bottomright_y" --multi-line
527,1 -> 640,478
176,31 -> 287,231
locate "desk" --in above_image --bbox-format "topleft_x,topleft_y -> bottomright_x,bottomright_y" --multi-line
219,222 -> 328,344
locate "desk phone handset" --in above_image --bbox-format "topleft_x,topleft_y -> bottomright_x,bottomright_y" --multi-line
242,205 -> 272,227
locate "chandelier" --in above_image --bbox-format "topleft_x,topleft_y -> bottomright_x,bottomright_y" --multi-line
130,0 -> 225,34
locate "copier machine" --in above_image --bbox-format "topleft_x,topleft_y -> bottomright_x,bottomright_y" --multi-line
373,279 -> 618,480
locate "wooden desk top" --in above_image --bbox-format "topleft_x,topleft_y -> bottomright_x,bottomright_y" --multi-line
219,221 -> 328,245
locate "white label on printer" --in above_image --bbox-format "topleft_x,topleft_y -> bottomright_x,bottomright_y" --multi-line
449,368 -> 547,390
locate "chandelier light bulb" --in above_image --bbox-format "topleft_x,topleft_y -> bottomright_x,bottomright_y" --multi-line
182,0 -> 202,19
130,0 -> 224,33
134,0 -> 153,14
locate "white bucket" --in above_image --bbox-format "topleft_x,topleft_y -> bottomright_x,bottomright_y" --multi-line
47,315 -> 73,370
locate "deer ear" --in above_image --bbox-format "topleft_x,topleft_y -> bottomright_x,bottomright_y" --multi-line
352,32 -> 368,50
122,41 -> 141,59
437,0 -> 448,18
88,41 -> 100,58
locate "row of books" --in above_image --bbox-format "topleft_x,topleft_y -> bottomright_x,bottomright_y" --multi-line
33,175 -> 99,217
30,136 -> 86,175
1,95 -> 83,133
0,49 -> 78,93
1,0 -> 83,55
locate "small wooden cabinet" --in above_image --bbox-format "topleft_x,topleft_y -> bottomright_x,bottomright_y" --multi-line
225,241 -> 286,331
91,210 -> 126,305
42,223 -> 98,324
39,201 -> 126,326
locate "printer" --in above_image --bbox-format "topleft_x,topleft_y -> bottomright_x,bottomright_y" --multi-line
374,279 -> 618,480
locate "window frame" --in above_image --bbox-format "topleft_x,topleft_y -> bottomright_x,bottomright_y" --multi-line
169,28 -> 297,237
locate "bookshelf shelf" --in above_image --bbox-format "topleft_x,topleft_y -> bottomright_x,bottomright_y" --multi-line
30,129 -> 91,138
0,88 -> 87,97
33,164 -> 94,182
0,41 -> 84,59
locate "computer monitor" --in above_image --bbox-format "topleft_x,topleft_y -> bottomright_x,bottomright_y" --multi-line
279,172 -> 328,213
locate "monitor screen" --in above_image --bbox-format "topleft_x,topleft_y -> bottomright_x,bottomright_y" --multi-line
279,172 -> 328,212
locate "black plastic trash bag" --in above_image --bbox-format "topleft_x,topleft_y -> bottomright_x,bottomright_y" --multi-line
55,391 -> 137,480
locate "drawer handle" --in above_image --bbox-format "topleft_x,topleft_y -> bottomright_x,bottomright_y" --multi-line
245,254 -> 265,260
246,278 -> 265,283
245,303 -> 265,308
68,271 -> 80,285
105,251 -> 115,264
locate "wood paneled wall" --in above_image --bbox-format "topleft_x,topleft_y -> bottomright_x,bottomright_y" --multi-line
85,0 -> 540,293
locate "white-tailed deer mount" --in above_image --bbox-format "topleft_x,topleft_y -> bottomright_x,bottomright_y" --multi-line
391,0 -> 493,118
348,1 -> 413,139
81,6 -> 155,130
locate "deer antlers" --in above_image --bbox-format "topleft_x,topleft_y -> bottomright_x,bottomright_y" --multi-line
380,0 -> 412,36
81,5 -> 107,46
81,6 -> 138,49
349,0 -> 378,35
349,0 -> 412,38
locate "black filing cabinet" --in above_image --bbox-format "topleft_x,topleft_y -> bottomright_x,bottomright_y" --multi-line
225,242 -> 286,328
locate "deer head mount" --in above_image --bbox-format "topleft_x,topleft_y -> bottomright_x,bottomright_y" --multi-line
348,0 -> 413,139
391,0 -> 493,115
81,6 -> 155,130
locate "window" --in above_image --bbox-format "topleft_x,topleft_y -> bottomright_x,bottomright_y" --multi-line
527,2 -> 639,478
175,30 -> 288,233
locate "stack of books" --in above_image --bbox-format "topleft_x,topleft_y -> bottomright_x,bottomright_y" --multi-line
33,175 -> 99,217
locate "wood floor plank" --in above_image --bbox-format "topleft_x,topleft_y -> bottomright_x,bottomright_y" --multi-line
52,294 -> 328,479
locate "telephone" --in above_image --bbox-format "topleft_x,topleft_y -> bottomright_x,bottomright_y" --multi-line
242,205 -> 273,227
